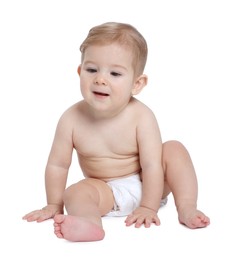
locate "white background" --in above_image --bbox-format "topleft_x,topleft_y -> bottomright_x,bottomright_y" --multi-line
0,0 -> 234,259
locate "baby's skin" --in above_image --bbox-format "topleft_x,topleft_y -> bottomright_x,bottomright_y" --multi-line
53,208 -> 210,242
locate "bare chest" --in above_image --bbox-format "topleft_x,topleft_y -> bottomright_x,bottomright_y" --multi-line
73,120 -> 138,158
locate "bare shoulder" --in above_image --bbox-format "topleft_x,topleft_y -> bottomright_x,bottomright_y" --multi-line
54,101 -> 85,135
58,101 -> 83,122
130,97 -> 157,121
130,98 -> 161,140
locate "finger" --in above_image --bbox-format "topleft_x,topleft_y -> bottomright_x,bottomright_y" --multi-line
125,214 -> 133,223
152,216 -> 161,226
36,210 -> 53,222
125,214 -> 138,226
25,214 -> 40,222
24,210 -> 51,222
135,217 -> 145,228
144,218 -> 152,228
23,211 -> 42,222
22,210 -> 41,220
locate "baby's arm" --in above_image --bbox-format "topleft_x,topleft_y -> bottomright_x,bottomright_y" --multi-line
125,108 -> 164,227
23,109 -> 74,222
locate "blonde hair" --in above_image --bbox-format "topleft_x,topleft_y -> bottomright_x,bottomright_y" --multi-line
80,22 -> 148,76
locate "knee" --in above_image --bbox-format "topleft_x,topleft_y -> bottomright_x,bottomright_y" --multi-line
162,140 -> 188,162
163,140 -> 185,154
63,179 -> 88,202
63,178 -> 101,204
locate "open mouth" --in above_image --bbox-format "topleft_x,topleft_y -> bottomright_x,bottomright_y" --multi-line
93,91 -> 109,97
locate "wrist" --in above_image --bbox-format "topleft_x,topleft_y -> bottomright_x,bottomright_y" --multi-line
42,204 -> 63,212
139,204 -> 157,212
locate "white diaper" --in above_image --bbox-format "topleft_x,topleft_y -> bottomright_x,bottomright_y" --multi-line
106,174 -> 167,217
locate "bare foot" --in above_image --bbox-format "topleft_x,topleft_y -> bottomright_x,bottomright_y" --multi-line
53,214 -> 105,242
178,207 -> 210,229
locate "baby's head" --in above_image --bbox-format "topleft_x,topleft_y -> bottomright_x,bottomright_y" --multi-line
80,22 -> 148,77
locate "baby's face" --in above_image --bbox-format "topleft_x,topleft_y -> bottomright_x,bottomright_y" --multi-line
78,43 -> 137,116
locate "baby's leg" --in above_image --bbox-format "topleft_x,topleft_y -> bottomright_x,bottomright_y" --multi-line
54,178 -> 114,242
162,141 -> 210,229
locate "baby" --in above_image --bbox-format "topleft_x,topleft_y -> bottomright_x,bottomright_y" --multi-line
23,22 -> 210,242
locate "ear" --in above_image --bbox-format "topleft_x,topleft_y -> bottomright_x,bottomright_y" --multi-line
131,74 -> 148,95
77,65 -> 81,76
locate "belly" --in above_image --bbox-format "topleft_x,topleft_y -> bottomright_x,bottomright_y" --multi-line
77,153 -> 141,181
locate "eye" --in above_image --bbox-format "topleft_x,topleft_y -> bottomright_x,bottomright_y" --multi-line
86,68 -> 97,73
110,71 -> 121,77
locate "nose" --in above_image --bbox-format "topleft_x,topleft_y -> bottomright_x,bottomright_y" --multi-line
94,73 -> 107,86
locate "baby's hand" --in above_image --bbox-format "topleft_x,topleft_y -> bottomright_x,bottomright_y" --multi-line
125,206 -> 160,228
22,205 -> 63,223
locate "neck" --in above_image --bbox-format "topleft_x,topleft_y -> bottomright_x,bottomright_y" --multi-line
82,98 -> 133,121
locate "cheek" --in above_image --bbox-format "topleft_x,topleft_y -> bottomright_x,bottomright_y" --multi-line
79,74 -> 87,83
80,76 -> 91,89
80,79 -> 89,97
115,88 -> 133,101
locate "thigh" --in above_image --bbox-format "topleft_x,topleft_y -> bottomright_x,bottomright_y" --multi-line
162,181 -> 171,199
71,178 -> 115,216
162,142 -> 172,198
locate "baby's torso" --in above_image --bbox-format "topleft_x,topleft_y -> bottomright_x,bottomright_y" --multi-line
71,100 -> 142,181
